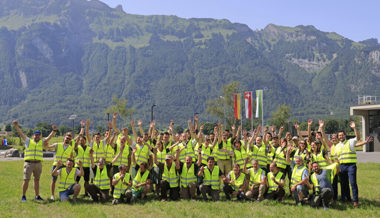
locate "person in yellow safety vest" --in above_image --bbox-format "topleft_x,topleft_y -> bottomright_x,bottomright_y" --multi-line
73,135 -> 91,197
111,164 -> 132,205
322,133 -> 340,201
233,139 -> 251,169
290,156 -> 309,206
151,140 -> 167,198
223,164 -> 248,200
216,124 -> 234,176
131,162 -> 151,201
309,140 -> 332,173
179,150 -> 202,200
46,133 -> 74,201
13,120 -> 57,202
293,140 -> 310,166
198,157 -> 225,201
308,162 -> 334,210
52,159 -> 83,202
87,118 -> 112,164
266,162 -> 285,201
244,159 -> 267,202
335,121 -> 373,207
87,155 -> 110,203
154,149 -> 180,201
274,138 -> 293,193
131,120 -> 153,177
265,132 -> 275,168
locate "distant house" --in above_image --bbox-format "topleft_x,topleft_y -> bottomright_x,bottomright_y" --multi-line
0,131 -> 8,137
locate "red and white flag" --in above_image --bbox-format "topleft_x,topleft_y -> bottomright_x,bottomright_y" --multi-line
244,91 -> 252,119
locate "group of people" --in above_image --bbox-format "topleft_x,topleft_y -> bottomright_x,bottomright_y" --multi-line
15,113 -> 372,209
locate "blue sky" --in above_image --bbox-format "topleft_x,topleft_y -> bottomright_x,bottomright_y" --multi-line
100,0 -> 379,42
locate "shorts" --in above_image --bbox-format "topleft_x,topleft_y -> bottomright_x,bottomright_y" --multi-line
76,167 -> 90,182
59,184 -> 75,201
132,189 -> 143,198
23,162 -> 42,180
51,165 -> 64,181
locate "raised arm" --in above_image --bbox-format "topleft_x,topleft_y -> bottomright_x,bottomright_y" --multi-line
294,123 -> 304,141
12,120 -> 26,141
194,115 -> 199,133
112,112 -> 119,133
137,120 -> 145,137
355,136 -> 373,147
350,121 -> 360,141
44,125 -> 57,147
278,126 -> 284,138
74,121 -> 85,142
263,126 -> 268,145
307,119 -> 313,139
104,121 -> 112,143
131,120 -> 138,142
111,143 -> 125,165
319,120 -> 329,151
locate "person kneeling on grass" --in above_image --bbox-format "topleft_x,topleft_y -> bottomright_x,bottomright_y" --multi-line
243,159 -> 267,202
198,157 -> 224,201
112,164 -> 132,205
266,162 -> 285,201
223,163 -> 248,200
131,162 -> 151,202
51,159 -> 83,202
290,156 -> 309,206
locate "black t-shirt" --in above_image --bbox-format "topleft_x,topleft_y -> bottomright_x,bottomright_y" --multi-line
92,165 -> 106,177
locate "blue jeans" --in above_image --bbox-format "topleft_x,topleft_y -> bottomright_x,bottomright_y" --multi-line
339,163 -> 358,202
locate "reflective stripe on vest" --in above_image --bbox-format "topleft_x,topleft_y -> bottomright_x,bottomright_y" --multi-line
234,148 -> 250,169
267,171 -> 283,193
105,144 -> 115,163
53,143 -> 73,166
291,166 -> 307,186
253,143 -> 267,167
180,164 -> 196,187
162,163 -> 179,188
93,141 -> 105,161
312,150 -> 328,169
338,140 -> 357,164
113,173 -> 131,199
24,139 -> 44,161
267,143 -> 275,164
75,145 -> 90,168
113,144 -> 130,167
229,171 -> 246,191
310,173 -> 320,194
132,169 -> 150,191
94,167 -> 110,190
249,168 -> 264,186
58,167 -> 76,192
203,166 -> 220,190
217,141 -> 232,160
274,147 -> 287,169
135,145 -> 149,165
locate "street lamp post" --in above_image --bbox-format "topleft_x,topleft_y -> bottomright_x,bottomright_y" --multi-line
151,104 -> 157,122
107,113 -> 110,122
69,114 -> 77,137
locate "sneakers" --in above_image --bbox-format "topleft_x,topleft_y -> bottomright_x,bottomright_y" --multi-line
34,195 -> 44,201
50,195 -> 55,201
21,196 -> 26,202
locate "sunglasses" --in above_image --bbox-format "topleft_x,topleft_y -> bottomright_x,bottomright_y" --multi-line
99,161 -> 106,164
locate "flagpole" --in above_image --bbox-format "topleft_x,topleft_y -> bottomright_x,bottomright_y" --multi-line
250,91 -> 253,133
261,90 -> 264,135
240,92 -> 243,139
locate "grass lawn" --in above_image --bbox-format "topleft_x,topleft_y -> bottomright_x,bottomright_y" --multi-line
0,161 -> 379,217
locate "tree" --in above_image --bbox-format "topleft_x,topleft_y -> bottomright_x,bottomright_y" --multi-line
325,119 -> 339,134
200,122 -> 217,135
206,81 -> 240,129
58,125 -> 71,136
174,126 -> 184,134
5,124 -> 11,132
104,95 -> 136,124
270,104 -> 291,129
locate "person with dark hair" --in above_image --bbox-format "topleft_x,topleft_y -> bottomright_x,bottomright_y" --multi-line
131,162 -> 151,201
198,157 -> 225,201
52,159 -> 83,202
112,164 -> 132,205
223,164 -> 248,200
74,134 -> 91,197
266,162 -> 285,201
309,162 -> 334,210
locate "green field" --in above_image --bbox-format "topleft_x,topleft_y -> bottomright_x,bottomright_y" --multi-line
0,161 -> 379,217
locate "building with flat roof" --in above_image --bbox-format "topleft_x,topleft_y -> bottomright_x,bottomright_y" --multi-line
350,96 -> 380,152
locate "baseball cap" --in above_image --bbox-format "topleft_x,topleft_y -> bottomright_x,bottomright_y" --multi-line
34,130 -> 42,135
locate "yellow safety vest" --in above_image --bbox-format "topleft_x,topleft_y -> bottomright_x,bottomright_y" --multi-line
94,167 -> 110,190
113,172 -> 131,199
234,148 -> 251,169
92,140 -> 105,162
104,144 -> 115,163
249,168 -> 265,186
291,166 -> 307,186
274,147 -> 288,169
229,171 -> 246,191
217,140 -> 233,160
135,144 -> 149,166
24,139 -> 44,161
329,144 -> 337,162
267,142 -> 275,164
113,144 -> 130,167
311,150 -> 328,169
180,164 -> 196,188
203,166 -> 220,190
58,167 -> 76,192
162,163 -> 179,188
338,140 -> 357,164
267,171 -> 283,193
310,172 -> 320,194
53,143 -> 73,166
75,145 -> 90,168
132,169 -> 150,191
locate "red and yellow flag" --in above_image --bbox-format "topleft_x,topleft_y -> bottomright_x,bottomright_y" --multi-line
234,93 -> 241,119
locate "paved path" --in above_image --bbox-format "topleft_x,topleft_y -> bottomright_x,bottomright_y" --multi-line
1,152 -> 380,163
